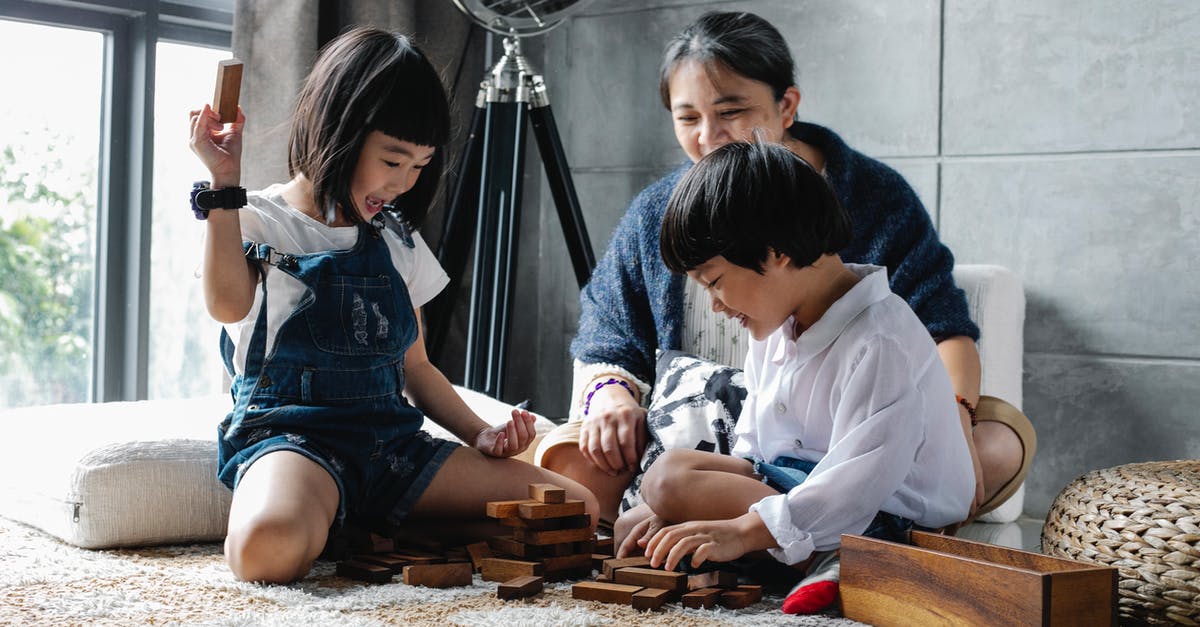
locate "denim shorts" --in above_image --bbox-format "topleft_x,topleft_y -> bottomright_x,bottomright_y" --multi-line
752,455 -> 921,543
218,411 -> 459,529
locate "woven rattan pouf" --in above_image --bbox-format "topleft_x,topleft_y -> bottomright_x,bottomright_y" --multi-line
1042,460 -> 1200,625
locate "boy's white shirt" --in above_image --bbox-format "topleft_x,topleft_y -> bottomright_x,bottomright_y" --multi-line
733,263 -> 974,565
221,184 -> 449,375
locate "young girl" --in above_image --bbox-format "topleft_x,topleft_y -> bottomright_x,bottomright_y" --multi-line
189,27 -> 598,584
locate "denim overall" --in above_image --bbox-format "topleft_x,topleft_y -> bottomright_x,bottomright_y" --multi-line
216,222 -> 457,527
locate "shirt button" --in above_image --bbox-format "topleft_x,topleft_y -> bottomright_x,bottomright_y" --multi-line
775,401 -> 787,414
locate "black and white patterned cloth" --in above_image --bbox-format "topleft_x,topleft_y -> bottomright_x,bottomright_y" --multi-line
620,350 -> 748,513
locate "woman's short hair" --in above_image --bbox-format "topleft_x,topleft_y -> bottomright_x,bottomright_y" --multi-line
659,11 -> 796,108
288,27 -> 450,228
660,139 -> 851,274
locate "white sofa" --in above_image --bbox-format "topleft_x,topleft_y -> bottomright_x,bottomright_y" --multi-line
0,264 -> 1027,549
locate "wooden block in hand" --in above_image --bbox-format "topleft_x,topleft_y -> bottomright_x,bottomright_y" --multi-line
572,581 -> 643,604
602,555 -> 652,579
212,59 -> 242,123
497,575 -> 544,600
681,587 -> 723,609
402,562 -> 472,588
517,500 -> 586,520
336,559 -> 394,583
480,557 -> 543,582
486,499 -> 537,518
688,569 -> 738,590
528,483 -> 567,503
632,587 -> 674,611
513,526 -> 593,546
719,585 -> 763,609
613,566 -> 688,594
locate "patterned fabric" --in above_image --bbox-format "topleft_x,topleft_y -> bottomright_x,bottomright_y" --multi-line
572,122 -> 979,393
682,277 -> 748,368
620,350 -> 748,513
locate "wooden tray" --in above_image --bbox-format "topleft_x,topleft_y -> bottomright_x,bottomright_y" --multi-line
840,530 -> 1117,626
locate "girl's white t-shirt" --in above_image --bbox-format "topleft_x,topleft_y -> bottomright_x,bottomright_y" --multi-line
221,184 -> 449,375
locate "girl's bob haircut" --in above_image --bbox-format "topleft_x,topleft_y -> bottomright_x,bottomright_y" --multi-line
288,27 -> 451,228
660,137 -> 851,275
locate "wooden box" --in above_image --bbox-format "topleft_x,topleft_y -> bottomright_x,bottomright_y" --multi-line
840,531 -> 1117,626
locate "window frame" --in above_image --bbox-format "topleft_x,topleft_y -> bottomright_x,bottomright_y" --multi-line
0,0 -> 232,402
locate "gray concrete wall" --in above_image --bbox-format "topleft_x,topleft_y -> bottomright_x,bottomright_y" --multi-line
517,0 -> 1199,517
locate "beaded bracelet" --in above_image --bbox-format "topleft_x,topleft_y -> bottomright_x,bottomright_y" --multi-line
583,378 -> 636,417
956,395 -> 978,427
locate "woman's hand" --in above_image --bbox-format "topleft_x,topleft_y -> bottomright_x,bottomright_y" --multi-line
617,510 -> 667,558
577,382 -> 646,476
645,519 -> 750,572
188,104 -> 244,185
472,408 -> 538,458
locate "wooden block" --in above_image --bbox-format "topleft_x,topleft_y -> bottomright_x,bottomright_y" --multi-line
602,555 -> 652,579
487,535 -> 538,559
528,483 -> 567,504
688,569 -> 738,590
402,562 -> 472,588
354,553 -> 409,573
466,542 -> 493,572
632,587 -> 673,611
336,559 -> 394,583
387,552 -> 444,565
613,566 -> 688,594
366,533 -> 395,554
497,575 -> 544,600
595,573 -> 612,583
545,565 -> 593,583
517,500 -> 586,520
542,539 -> 593,557
595,537 -> 614,554
445,546 -> 469,562
487,499 -> 537,518
840,532 -> 1118,627
499,513 -> 592,531
212,59 -> 242,123
513,526 -> 594,546
541,553 -> 592,573
593,554 -> 612,571
480,557 -> 543,582
682,587 -> 723,609
572,581 -> 643,604
719,585 -> 763,609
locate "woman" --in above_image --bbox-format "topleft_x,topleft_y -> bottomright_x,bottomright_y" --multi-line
535,11 -> 1032,532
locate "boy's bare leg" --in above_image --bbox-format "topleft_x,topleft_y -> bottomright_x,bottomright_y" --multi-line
974,421 -> 1023,503
613,502 -> 656,556
540,443 -> 633,524
225,450 -> 340,583
641,449 -> 777,522
411,447 -> 601,532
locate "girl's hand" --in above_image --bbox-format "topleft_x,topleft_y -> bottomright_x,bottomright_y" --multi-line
617,511 -> 667,558
645,519 -> 749,572
188,104 -> 244,184
472,408 -> 537,458
578,384 -> 646,476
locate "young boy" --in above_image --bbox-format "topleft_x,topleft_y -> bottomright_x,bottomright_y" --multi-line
629,139 -> 974,613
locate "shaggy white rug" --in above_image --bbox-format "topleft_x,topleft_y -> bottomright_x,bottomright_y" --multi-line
0,516 -> 866,626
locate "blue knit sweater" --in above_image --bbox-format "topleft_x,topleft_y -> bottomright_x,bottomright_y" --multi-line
571,122 -> 979,386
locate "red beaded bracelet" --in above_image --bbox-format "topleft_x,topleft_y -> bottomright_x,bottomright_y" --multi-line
956,395 -> 978,427
583,378 -> 636,417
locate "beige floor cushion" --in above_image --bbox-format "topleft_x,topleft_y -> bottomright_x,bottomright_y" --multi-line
0,387 -> 553,549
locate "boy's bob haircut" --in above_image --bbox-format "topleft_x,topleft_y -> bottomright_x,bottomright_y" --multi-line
288,27 -> 451,228
660,138 -> 851,274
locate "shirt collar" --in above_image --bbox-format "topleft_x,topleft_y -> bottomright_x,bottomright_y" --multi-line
769,264 -> 891,365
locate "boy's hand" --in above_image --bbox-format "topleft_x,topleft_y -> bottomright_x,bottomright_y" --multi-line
188,104 -> 244,185
578,384 -> 646,476
472,408 -> 537,458
616,510 -> 667,558
645,519 -> 749,572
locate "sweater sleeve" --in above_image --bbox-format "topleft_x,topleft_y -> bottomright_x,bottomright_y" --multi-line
851,164 -> 979,341
570,186 -> 661,388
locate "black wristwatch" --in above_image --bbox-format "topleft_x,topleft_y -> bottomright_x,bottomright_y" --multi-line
190,181 -> 247,220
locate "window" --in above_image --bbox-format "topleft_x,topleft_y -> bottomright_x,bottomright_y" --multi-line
0,1 -> 232,408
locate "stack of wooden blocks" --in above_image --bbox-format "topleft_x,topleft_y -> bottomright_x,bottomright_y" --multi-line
471,483 -> 606,600
575,556 -> 761,611
333,532 -> 473,588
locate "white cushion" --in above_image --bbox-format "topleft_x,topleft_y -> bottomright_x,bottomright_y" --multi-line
0,386 -> 553,549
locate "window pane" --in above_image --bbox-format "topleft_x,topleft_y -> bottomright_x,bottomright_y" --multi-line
0,21 -> 102,408
148,41 -> 230,399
